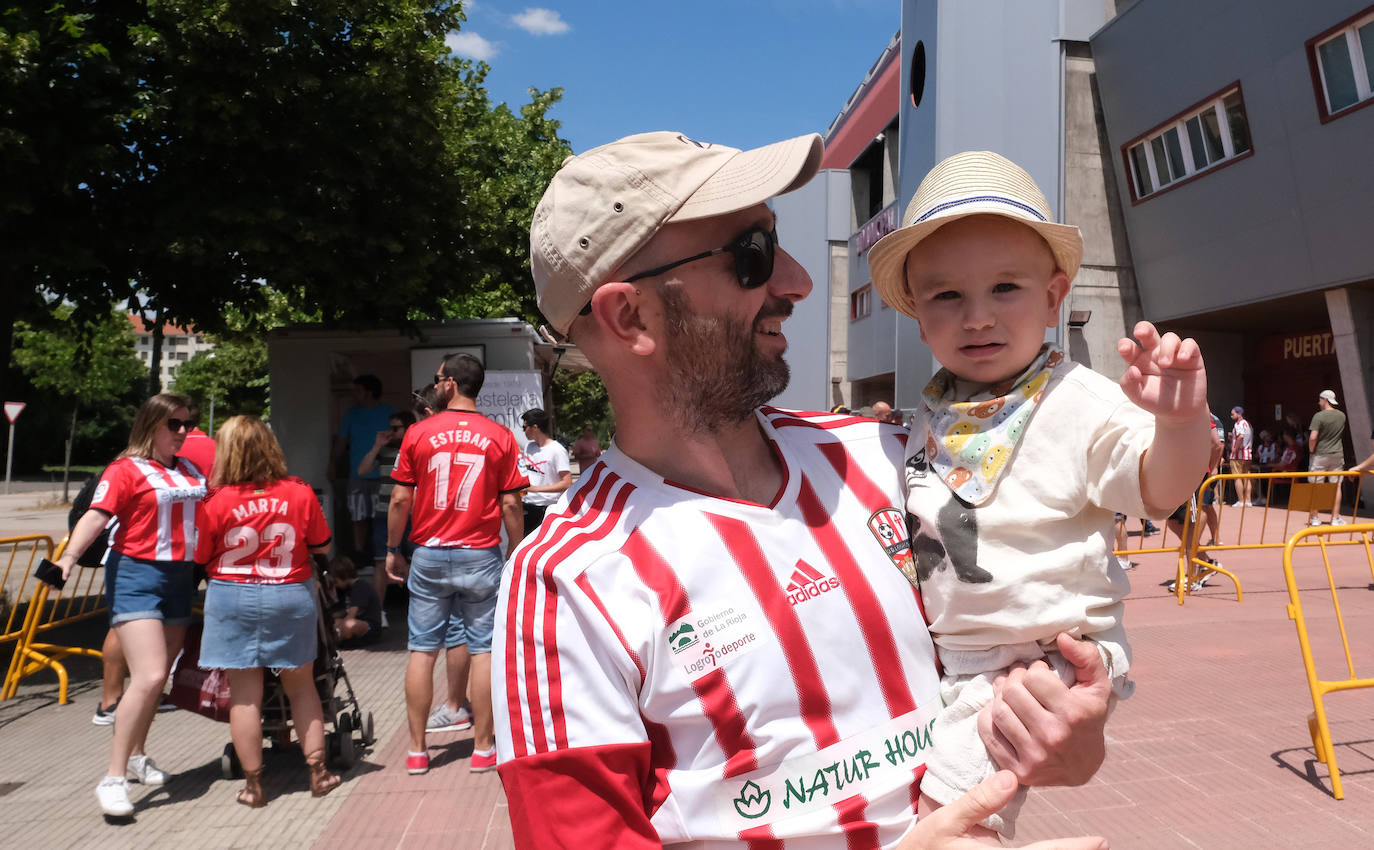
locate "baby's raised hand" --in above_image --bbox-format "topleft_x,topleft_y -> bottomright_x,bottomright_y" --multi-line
1116,320 -> 1208,426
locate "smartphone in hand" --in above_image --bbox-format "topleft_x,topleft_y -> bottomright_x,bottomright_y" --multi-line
34,558 -> 66,591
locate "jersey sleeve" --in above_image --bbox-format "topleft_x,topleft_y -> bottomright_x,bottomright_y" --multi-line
89,461 -> 133,518
495,552 -> 660,847
391,428 -> 418,486
302,481 -> 332,547
192,491 -> 223,566
497,433 -> 530,493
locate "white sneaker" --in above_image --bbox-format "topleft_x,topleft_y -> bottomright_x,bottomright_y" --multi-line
96,776 -> 133,816
127,754 -> 166,786
1332,517 -> 1348,526
426,703 -> 473,732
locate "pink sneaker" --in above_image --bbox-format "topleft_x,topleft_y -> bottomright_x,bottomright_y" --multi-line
405,752 -> 429,775
470,748 -> 497,773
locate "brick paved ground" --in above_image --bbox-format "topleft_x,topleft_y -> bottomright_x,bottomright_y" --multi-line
4,491 -> 1374,848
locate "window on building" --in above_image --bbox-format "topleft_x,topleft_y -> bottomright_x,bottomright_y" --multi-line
173,351 -> 188,360
1309,7 -> 1374,119
850,285 -> 873,321
1124,85 -> 1252,201
167,335 -> 183,347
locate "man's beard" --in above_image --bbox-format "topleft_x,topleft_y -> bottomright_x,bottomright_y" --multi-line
657,286 -> 792,433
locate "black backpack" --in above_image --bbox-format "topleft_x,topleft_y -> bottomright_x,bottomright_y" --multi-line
68,469 -> 116,568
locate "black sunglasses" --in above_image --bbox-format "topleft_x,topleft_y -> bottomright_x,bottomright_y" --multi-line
166,418 -> 197,433
578,226 -> 779,316
433,373 -> 450,386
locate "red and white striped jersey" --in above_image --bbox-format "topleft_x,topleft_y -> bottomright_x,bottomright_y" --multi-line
392,410 -> 527,549
90,456 -> 206,562
496,408 -> 942,849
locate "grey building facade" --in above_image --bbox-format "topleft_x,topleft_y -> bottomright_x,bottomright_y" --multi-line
780,0 -> 1132,418
1092,0 -> 1374,461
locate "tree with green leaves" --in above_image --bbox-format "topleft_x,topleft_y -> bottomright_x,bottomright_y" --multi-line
1,3 -> 145,402
550,370 -> 612,447
4,1 -> 573,382
171,337 -> 269,431
11,305 -> 146,499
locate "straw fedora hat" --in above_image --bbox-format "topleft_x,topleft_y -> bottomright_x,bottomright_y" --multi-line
868,150 -> 1083,319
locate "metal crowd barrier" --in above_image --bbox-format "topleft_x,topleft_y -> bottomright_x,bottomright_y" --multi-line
1281,522 -> 1374,799
1,536 -> 107,703
1171,470 -> 1370,604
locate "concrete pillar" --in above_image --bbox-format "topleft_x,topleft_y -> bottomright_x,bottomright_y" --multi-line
828,242 -> 852,408
1325,286 -> 1374,463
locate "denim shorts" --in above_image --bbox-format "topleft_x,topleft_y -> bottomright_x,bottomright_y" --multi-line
200,579 -> 318,670
406,545 -> 502,653
106,550 -> 195,626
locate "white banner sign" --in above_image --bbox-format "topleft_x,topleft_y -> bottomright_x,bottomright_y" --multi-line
477,371 -> 544,446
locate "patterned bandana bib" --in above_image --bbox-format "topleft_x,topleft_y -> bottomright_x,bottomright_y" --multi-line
922,345 -> 1066,506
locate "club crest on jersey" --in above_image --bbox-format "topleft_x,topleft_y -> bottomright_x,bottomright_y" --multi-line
868,509 -> 917,586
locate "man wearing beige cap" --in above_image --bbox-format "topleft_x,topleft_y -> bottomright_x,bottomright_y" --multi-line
1308,389 -> 1348,526
493,132 -> 1111,850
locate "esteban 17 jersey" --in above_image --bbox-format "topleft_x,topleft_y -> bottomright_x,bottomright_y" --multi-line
496,408 -> 942,849
392,409 -> 526,548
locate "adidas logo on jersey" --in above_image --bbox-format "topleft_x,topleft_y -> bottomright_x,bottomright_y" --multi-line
785,560 -> 840,606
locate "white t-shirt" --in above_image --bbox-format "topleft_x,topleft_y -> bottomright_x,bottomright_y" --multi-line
496,408 -> 942,848
519,439 -> 571,507
904,361 -> 1157,678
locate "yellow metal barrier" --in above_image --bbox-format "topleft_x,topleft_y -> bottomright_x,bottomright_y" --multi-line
1,536 -> 108,703
1169,470 -> 1371,605
1280,522 -> 1374,799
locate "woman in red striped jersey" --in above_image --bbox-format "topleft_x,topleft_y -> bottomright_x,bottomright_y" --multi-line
194,416 -> 339,808
57,393 -> 208,818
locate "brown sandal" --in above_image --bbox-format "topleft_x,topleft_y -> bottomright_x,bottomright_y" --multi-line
306,751 -> 341,798
237,767 -> 266,808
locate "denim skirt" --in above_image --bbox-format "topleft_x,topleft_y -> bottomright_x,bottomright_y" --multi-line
200,578 -> 318,670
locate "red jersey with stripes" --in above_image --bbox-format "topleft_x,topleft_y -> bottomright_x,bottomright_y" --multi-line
90,456 -> 207,562
496,408 -> 942,849
194,478 -> 332,585
392,409 -> 527,548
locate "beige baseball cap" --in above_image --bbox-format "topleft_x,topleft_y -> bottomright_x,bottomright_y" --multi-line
867,150 -> 1083,319
1319,389 -> 1339,405
529,131 -> 824,334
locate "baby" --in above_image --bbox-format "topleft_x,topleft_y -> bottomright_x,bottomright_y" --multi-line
867,150 -> 1211,839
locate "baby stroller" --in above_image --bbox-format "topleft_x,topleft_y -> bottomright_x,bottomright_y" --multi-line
169,575 -> 375,778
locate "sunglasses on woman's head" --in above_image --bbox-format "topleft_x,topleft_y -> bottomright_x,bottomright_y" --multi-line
166,418 -> 197,433
578,226 -> 779,316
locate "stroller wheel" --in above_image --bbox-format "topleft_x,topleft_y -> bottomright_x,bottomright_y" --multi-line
337,712 -> 355,768
221,743 -> 241,780
360,712 -> 375,745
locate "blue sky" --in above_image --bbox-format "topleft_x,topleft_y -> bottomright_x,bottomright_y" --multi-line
448,1 -> 899,153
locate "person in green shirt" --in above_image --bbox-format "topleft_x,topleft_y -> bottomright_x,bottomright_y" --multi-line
1308,389 -> 1348,526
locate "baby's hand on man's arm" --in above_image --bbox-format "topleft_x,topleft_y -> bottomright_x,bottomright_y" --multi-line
1116,320 -> 1212,514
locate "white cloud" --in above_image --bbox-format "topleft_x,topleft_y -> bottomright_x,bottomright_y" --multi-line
511,8 -> 570,36
446,31 -> 498,62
